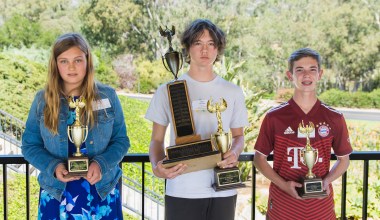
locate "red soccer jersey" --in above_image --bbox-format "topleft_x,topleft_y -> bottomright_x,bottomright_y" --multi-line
254,98 -> 352,220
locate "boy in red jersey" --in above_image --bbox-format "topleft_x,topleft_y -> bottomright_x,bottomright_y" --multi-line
254,48 -> 352,220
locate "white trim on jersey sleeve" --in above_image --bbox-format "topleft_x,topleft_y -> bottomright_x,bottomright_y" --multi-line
254,150 -> 268,157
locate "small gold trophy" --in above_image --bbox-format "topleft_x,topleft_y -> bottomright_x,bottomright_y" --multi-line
67,96 -> 89,177
208,98 -> 245,191
298,120 -> 327,198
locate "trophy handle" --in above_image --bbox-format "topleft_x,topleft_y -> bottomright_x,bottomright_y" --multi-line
210,134 -> 219,151
314,148 -> 319,165
67,126 -> 74,143
162,56 -> 171,73
300,149 -> 305,165
179,52 -> 183,71
82,125 -> 88,143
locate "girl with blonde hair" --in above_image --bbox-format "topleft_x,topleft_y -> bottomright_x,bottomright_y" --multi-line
22,33 -> 130,218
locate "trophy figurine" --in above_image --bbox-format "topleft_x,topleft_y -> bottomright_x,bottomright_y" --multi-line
67,96 -> 89,176
207,98 -> 245,191
298,120 -> 327,198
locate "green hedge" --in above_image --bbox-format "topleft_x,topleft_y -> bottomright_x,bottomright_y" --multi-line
319,89 -> 380,108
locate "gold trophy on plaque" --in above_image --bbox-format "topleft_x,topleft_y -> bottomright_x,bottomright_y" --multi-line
207,98 -> 245,191
67,96 -> 89,176
298,120 -> 327,198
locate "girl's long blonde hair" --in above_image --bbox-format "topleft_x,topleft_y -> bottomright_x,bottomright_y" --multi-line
44,33 -> 97,134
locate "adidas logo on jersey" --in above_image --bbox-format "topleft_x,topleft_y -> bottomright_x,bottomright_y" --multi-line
284,126 -> 295,134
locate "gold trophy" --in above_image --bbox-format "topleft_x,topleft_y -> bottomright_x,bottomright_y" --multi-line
67,96 -> 89,176
208,98 -> 245,191
298,120 -> 327,198
160,25 -> 221,174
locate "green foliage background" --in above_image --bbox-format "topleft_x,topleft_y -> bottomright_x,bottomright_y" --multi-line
2,0 -> 379,94
0,0 -> 379,219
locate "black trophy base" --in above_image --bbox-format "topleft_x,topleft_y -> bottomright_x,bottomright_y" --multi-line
298,177 -> 328,199
67,156 -> 89,178
212,167 -> 245,191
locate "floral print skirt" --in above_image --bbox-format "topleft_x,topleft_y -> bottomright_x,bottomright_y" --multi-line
38,180 -> 122,220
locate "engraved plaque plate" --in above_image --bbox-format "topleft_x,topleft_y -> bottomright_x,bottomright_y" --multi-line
212,167 -> 245,191
167,80 -> 195,137
216,168 -> 241,186
165,139 -> 214,160
305,181 -> 323,193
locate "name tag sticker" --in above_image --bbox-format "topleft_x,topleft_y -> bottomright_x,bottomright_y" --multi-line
92,98 -> 111,111
192,99 -> 208,112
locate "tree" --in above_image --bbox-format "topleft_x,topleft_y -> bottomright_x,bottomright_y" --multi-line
80,0 -> 142,55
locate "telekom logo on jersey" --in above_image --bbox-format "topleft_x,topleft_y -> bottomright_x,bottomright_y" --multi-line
287,147 -> 323,169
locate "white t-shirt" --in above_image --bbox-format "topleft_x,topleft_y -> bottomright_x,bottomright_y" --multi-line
145,73 -> 249,198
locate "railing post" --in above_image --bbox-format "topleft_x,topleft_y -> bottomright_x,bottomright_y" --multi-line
142,162 -> 145,220
3,164 -> 8,219
26,163 -> 30,220
362,160 -> 369,220
341,171 -> 347,220
252,165 -> 256,220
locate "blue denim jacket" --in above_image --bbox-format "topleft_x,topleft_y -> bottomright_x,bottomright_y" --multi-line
22,83 -> 130,201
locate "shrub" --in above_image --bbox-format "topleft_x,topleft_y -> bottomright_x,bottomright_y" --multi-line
134,58 -> 172,94
351,92 -> 372,108
319,89 -> 379,108
0,14 -> 59,48
112,54 -> 136,90
92,50 -> 119,88
369,89 -> 380,108
275,88 -> 293,102
0,52 -> 46,121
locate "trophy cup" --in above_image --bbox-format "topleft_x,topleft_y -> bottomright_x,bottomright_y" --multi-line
67,96 -> 89,177
160,25 -> 182,81
159,25 -> 221,174
298,120 -> 327,198
207,98 -> 245,191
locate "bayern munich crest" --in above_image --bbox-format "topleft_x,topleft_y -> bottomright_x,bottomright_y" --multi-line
318,124 -> 330,137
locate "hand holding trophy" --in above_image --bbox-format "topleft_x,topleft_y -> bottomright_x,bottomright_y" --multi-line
207,98 -> 245,191
67,96 -> 89,177
298,120 -> 327,198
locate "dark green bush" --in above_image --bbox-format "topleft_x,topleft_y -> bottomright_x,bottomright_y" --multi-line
351,92 -> 372,108
369,89 -> 380,108
0,52 -> 46,121
0,14 -> 59,48
319,89 -> 379,108
135,59 -> 172,94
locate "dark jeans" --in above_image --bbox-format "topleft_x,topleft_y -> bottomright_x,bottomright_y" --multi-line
165,195 -> 237,220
